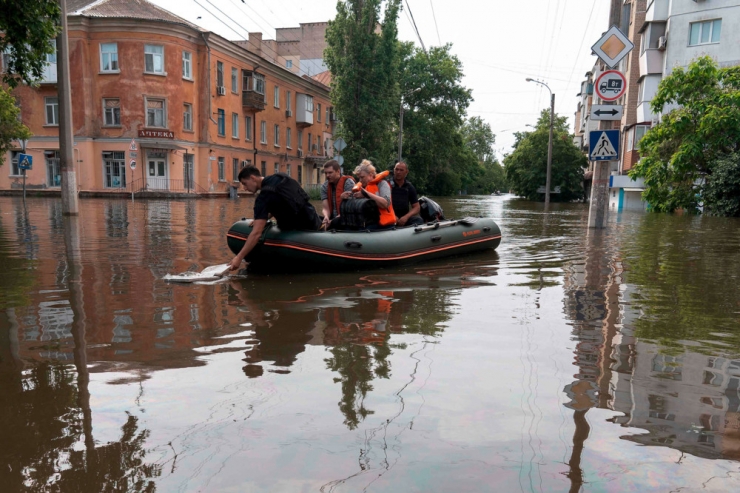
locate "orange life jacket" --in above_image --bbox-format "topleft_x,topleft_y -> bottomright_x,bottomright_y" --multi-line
326,176 -> 350,218
352,171 -> 396,227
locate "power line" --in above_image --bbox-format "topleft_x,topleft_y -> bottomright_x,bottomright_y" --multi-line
429,0 -> 441,45
404,0 -> 427,53
565,0 -> 599,94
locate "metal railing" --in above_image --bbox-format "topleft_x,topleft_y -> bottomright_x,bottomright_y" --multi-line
128,178 -> 208,194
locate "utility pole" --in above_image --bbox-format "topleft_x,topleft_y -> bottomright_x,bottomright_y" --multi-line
57,0 -> 79,215
526,78 -> 554,210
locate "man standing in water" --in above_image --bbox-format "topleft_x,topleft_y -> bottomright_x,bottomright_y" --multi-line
229,166 -> 321,271
390,161 -> 423,227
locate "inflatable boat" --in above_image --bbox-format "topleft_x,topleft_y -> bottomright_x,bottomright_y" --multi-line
226,217 -> 502,272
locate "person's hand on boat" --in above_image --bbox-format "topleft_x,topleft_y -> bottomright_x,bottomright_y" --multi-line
229,256 -> 244,271
396,216 -> 408,227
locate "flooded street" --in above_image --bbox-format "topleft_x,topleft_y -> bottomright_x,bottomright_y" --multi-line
1,195 -> 740,492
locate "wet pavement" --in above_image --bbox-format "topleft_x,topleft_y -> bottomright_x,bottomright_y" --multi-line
1,195 -> 739,492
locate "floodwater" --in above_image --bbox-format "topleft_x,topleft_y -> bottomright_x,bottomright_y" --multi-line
1,195 -> 740,493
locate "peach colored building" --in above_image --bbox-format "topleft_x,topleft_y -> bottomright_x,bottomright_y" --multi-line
1,0 -> 335,196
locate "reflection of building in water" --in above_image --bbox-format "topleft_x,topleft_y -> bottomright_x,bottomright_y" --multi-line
562,233 -> 740,460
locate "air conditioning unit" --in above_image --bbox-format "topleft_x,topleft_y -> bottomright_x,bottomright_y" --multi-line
217,86 -> 226,96
241,160 -> 250,167
297,149 -> 303,157
657,36 -> 667,51
286,110 -> 292,117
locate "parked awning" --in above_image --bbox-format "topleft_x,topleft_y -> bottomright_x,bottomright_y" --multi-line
140,141 -> 187,151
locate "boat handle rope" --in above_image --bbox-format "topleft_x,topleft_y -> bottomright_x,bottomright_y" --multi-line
344,241 -> 363,249
430,235 -> 442,242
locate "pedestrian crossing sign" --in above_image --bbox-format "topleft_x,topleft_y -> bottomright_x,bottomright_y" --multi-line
18,153 -> 33,170
589,130 -> 620,161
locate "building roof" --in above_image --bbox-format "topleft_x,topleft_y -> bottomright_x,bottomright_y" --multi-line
310,70 -> 332,88
69,0 -> 203,31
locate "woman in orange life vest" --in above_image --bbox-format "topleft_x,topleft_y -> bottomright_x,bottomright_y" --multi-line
350,160 -> 397,229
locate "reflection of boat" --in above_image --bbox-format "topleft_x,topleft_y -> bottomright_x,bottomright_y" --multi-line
227,217 -> 502,272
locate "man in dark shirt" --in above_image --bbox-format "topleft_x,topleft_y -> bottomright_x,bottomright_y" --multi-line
229,166 -> 321,270
390,161 -> 423,227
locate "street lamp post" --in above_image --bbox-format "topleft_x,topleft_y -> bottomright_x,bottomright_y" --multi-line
526,78 -> 555,209
398,88 -> 421,163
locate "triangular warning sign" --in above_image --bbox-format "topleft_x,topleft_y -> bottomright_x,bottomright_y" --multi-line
20,157 -> 30,167
592,132 -> 617,158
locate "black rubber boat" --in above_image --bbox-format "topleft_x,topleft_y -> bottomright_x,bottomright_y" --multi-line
226,217 -> 502,272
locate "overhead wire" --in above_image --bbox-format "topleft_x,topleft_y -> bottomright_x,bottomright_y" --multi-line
429,0 -> 441,45
565,0 -> 599,95
404,0 -> 427,53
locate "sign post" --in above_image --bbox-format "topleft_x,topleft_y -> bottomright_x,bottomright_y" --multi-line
18,139 -> 29,203
333,137 -> 347,173
130,159 -> 136,201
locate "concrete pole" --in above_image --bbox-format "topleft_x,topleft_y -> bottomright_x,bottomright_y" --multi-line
57,0 -> 79,215
397,102 -> 404,163
545,93 -> 554,209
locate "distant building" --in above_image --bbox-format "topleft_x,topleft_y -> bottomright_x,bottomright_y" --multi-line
1,0 -> 335,196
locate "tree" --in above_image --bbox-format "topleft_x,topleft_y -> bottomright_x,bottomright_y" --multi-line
396,43 -> 475,194
703,152 -> 740,217
629,56 -> 740,214
504,110 -> 587,202
324,0 -> 402,170
0,86 -> 31,167
461,116 -> 507,194
0,0 -> 61,88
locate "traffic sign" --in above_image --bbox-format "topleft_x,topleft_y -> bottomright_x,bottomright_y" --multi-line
129,138 -> 137,151
336,155 -> 344,166
591,26 -> 634,69
595,70 -> 627,101
130,159 -> 136,170
589,130 -> 620,161
18,153 -> 33,170
590,104 -> 624,121
333,137 -> 347,152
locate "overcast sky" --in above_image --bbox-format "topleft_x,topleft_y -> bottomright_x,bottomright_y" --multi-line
150,0 -> 610,159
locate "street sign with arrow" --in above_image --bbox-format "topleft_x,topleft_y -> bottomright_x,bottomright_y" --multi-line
590,104 -> 624,121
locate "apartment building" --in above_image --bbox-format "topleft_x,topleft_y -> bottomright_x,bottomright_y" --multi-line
1,0 -> 335,196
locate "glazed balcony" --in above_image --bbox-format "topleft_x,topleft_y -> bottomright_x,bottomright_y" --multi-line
639,49 -> 664,77
645,0 -> 668,23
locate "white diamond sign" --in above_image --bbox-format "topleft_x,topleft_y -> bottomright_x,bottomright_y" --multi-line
591,26 -> 634,69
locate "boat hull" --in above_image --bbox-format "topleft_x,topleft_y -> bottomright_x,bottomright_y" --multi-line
227,218 -> 502,272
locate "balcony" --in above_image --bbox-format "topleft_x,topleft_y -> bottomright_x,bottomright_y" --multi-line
636,101 -> 655,124
295,93 -> 314,128
645,0 -> 668,23
639,49 -> 664,77
242,90 -> 265,111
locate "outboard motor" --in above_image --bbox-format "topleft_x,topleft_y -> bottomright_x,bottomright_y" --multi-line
418,196 -> 445,222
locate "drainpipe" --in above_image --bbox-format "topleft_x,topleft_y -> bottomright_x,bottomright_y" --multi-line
201,33 -> 218,128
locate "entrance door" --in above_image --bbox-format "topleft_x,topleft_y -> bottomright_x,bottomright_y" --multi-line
183,154 -> 194,191
147,159 -> 168,190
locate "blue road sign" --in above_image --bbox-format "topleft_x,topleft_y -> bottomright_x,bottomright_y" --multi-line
589,130 -> 620,161
18,153 -> 33,170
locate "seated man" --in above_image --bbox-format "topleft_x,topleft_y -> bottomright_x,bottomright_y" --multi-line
229,166 -> 321,271
390,160 -> 424,227
320,159 -> 355,229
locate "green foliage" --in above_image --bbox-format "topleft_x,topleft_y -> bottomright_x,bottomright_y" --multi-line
462,116 -> 507,194
0,0 -> 61,88
703,152 -> 740,217
0,86 -> 31,167
324,0 -> 402,170
629,56 -> 740,214
504,109 -> 587,201
396,43 -> 476,194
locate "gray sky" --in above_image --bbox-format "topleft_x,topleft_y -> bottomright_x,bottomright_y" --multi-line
151,0 -> 610,159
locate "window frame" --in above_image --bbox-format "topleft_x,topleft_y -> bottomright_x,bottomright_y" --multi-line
286,59 -> 292,69
144,44 -> 165,74
145,97 -> 167,128
633,125 -> 649,150
286,127 -> 292,149
102,150 -> 127,188
45,96 -> 59,126
100,42 -> 119,73
217,109 -> 225,136
274,85 -> 280,108
183,103 -> 193,131
317,103 -> 321,122
253,73 -> 265,95
218,156 -> 225,181
232,157 -> 240,182
9,150 -> 21,176
286,90 -> 291,115
274,124 -> 280,147
216,61 -> 224,88
231,67 -> 238,93
261,161 -> 267,176
245,115 -> 252,141
274,162 -> 279,175
182,51 -> 192,80
689,19 -> 722,46
232,112 -> 239,138
260,120 -> 267,144
102,98 -> 121,127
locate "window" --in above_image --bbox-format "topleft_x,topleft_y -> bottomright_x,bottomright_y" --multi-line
217,61 -> 224,88
182,51 -> 192,79
260,121 -> 267,143
103,98 -> 120,126
286,59 -> 292,69
100,43 -> 118,72
233,158 -> 239,182
286,163 -> 291,177
232,112 -> 239,138
286,91 -> 291,114
274,163 -> 279,174
103,151 -> 126,188
245,115 -> 252,140
146,98 -> 166,127
261,161 -> 266,176
218,157 -> 225,181
298,129 -> 303,149
144,44 -> 164,74
46,150 -> 61,187
274,124 -> 280,147
305,95 -> 314,112
326,107 -> 329,124
253,73 -> 265,95
217,109 -> 225,136
689,19 -> 721,46
286,127 -> 292,148
297,164 -> 302,184
10,151 -> 20,176
231,67 -> 238,93
274,85 -> 280,108
317,103 -> 321,122
633,125 -> 648,150
183,103 -> 193,131
45,97 -> 59,125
